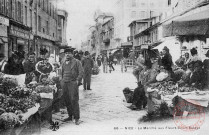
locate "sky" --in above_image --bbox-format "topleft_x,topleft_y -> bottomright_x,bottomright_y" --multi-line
57,0 -> 117,49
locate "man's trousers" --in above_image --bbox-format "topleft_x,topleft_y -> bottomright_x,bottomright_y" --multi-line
83,71 -> 92,89
62,81 -> 80,120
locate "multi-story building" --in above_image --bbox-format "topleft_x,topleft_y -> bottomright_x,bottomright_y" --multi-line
35,0 -> 59,59
114,0 -> 169,48
91,9 -> 115,57
101,17 -> 115,51
0,0 -> 68,62
57,9 -> 68,47
161,0 -> 209,61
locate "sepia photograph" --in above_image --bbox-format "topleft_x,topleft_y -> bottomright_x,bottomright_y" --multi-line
0,0 -> 209,135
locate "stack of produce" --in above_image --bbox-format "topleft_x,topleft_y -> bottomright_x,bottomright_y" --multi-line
149,81 -> 177,96
0,75 -> 41,130
149,81 -> 200,96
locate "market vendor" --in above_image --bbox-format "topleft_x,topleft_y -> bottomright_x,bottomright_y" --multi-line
160,46 -> 174,79
178,61 -> 205,89
189,60 -> 205,89
23,52 -> 38,84
4,52 -> 24,75
189,48 -> 202,63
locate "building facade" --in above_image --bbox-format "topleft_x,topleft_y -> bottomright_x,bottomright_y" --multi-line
114,0 -> 169,48
162,0 -> 209,61
101,17 -> 115,51
0,0 -> 68,62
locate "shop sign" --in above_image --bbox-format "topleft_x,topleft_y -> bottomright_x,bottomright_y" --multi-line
0,15 -> 9,26
10,25 -> 31,39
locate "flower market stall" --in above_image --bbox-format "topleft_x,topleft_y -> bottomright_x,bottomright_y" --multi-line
145,79 -> 209,120
0,59 -> 59,134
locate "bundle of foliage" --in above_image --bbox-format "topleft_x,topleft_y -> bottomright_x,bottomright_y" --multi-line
139,102 -> 172,122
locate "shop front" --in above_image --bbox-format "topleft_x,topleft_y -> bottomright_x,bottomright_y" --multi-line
0,15 -> 9,59
35,36 -> 58,61
8,21 -> 33,57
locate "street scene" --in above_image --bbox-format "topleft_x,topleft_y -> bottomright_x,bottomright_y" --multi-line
0,0 -> 209,135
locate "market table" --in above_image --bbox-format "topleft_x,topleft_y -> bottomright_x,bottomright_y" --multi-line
0,104 -> 41,135
147,88 -> 209,115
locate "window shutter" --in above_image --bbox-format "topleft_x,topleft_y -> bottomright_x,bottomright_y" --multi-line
12,0 -> 15,19
21,3 -> 23,23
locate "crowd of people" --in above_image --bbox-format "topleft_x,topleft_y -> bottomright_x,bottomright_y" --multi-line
128,46 -> 209,110
100,52 -> 116,73
0,48 -> 97,125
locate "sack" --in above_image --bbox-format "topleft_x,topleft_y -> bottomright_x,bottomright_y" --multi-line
156,72 -> 168,81
123,87 -> 133,103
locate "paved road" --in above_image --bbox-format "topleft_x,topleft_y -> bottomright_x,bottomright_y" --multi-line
39,65 -> 209,135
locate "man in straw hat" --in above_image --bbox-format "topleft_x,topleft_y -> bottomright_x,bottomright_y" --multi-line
61,48 -> 83,125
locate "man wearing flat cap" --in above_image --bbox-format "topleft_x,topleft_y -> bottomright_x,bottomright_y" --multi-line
61,48 -> 83,125
81,51 -> 94,90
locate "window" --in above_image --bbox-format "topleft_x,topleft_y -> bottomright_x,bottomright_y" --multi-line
38,0 -> 40,7
132,0 -> 136,7
5,0 -> 8,16
150,3 -> 154,7
141,2 -> 145,6
46,21 -> 49,35
49,3 -> 51,16
18,2 -> 21,22
47,0 -> 49,13
52,5 -> 54,18
34,12 -> 37,32
38,16 -> 41,32
30,9 -> 32,27
25,6 -> 27,25
150,11 -> 154,18
131,11 -> 136,18
9,0 -> 12,18
168,0 -> 171,6
58,16 -> 61,26
42,0 -> 44,10
15,0 -> 18,20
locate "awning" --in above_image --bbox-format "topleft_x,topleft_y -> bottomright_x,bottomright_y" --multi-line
163,9 -> 209,37
153,38 -> 181,63
163,19 -> 209,37
121,42 -> 133,47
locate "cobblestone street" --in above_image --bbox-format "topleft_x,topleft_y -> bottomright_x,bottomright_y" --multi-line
39,65 -> 209,135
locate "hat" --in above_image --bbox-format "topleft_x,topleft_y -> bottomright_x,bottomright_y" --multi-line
205,50 -> 209,57
64,48 -> 74,53
84,51 -> 89,55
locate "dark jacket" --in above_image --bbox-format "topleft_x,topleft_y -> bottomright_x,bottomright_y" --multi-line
62,58 -> 83,83
23,60 -> 36,73
161,53 -> 173,71
81,57 -> 94,73
4,58 -> 24,75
